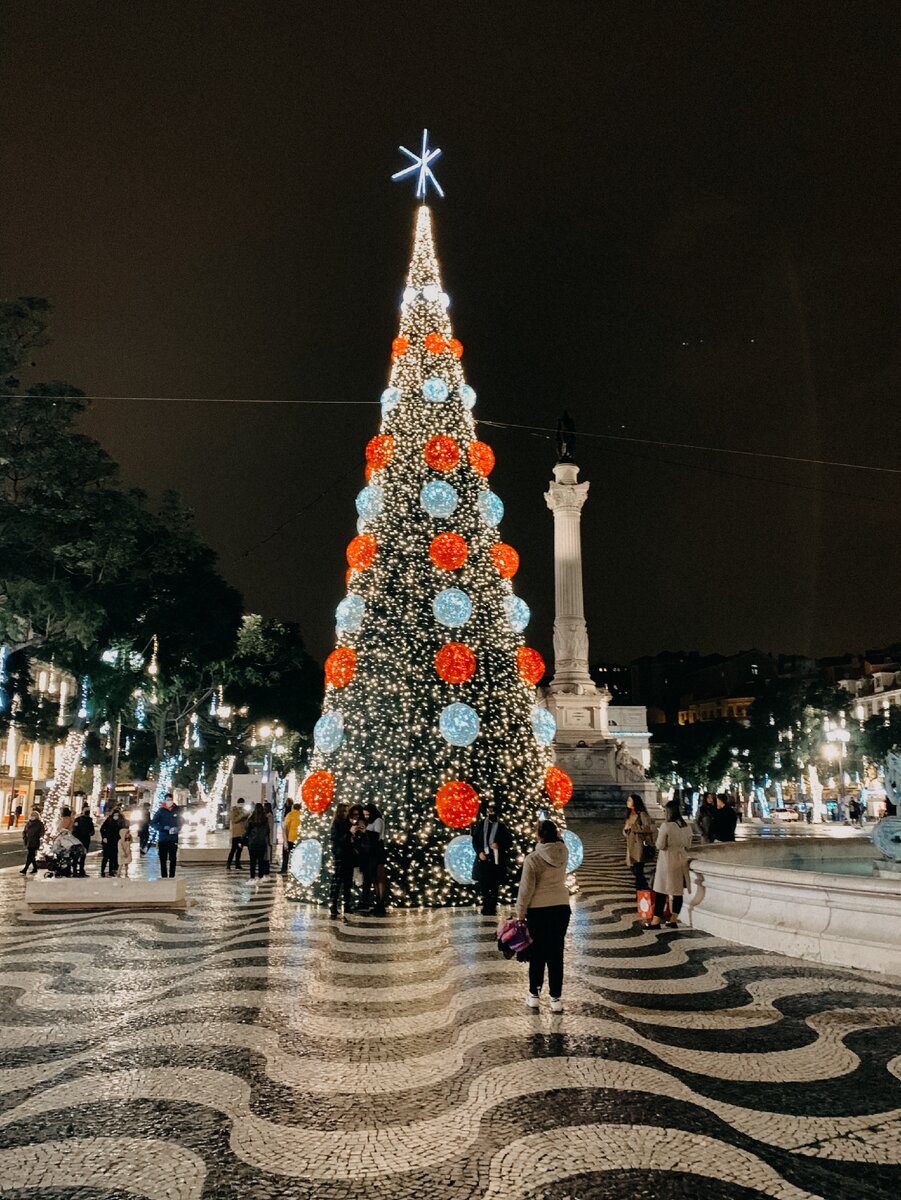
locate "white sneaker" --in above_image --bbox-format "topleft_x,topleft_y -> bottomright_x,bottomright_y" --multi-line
526,993 -> 540,1009
549,997 -> 564,1013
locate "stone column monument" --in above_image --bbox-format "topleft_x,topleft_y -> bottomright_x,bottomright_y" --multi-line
543,413 -> 610,743
540,413 -> 661,816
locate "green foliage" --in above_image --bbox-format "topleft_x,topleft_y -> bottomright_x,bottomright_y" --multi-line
223,614 -> 322,734
744,675 -> 849,783
651,717 -> 745,792
858,707 -> 901,761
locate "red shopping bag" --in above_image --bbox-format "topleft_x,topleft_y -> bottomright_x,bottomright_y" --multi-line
637,890 -> 654,921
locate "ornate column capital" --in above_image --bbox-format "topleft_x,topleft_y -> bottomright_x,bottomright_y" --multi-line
544,479 -> 590,514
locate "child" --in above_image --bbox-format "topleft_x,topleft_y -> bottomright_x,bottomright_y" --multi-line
118,820 -> 134,879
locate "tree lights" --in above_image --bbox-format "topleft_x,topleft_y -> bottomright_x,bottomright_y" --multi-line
288,203 -> 566,907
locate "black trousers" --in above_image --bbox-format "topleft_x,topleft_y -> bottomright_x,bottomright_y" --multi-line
101,844 -> 119,876
227,836 -> 244,867
630,861 -> 649,891
23,847 -> 38,873
329,866 -> 353,913
281,840 -> 295,874
159,842 -> 178,877
527,905 -> 571,998
653,892 -> 684,919
248,846 -> 269,877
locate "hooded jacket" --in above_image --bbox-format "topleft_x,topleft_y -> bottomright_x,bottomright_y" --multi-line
515,840 -> 570,917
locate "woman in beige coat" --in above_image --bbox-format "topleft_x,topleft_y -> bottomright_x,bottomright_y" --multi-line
515,820 -> 571,1013
644,799 -> 692,929
622,793 -> 654,891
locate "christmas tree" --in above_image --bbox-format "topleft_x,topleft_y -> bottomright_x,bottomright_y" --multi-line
289,196 -> 574,908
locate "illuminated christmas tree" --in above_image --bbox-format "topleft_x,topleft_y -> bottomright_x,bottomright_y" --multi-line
290,148 -> 574,907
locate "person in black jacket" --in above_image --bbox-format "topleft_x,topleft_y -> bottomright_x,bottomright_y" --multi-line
20,810 -> 44,875
711,795 -> 738,842
328,803 -> 352,919
72,805 -> 94,874
100,808 -> 125,877
245,802 -> 271,880
471,799 -> 513,916
150,794 -> 182,878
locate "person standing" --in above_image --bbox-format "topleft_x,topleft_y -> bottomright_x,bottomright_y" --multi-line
470,800 -> 512,916
711,794 -> 738,842
245,803 -> 271,880
20,809 -> 44,875
328,803 -> 353,918
227,800 -> 248,870
623,793 -> 654,891
118,819 -> 134,878
137,803 -> 152,856
362,802 -> 387,916
100,807 -> 124,877
73,804 -> 94,866
151,794 -> 182,879
263,801 -> 276,869
515,820 -> 571,1013
281,799 -> 300,875
645,799 -> 693,929
697,793 -> 716,843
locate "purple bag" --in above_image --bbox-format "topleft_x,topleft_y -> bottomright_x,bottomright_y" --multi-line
497,917 -> 532,960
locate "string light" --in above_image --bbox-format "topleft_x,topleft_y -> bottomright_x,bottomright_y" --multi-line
286,204 -> 564,908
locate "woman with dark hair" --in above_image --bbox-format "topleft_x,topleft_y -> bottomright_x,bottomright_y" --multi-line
329,803 -> 353,919
515,819 -> 571,1013
697,792 -> 716,843
471,797 -> 512,916
645,798 -> 693,929
623,793 -> 654,891
245,802 -> 271,881
362,802 -> 387,917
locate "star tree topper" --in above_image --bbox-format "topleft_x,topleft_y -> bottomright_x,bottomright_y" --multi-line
392,128 -> 445,199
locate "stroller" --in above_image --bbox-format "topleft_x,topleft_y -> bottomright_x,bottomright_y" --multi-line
45,831 -> 87,877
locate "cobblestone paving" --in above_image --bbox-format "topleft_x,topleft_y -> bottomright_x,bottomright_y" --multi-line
0,822 -> 899,1198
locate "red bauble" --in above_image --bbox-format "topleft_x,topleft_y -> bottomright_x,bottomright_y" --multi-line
346,533 -> 377,571
325,647 -> 357,688
517,646 -> 546,686
302,770 -> 335,814
545,765 -> 573,809
392,336 -> 409,360
364,463 -> 374,482
435,781 -> 480,828
423,435 -> 460,472
435,642 -> 476,684
490,542 -> 520,579
366,434 -> 395,471
430,532 -> 468,571
424,332 -> 447,355
468,441 -> 495,477
448,338 -> 464,359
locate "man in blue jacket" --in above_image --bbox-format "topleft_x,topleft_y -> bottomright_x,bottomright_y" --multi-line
151,794 -> 182,878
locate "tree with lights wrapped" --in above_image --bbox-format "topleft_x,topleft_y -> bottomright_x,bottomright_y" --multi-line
289,198 -> 574,908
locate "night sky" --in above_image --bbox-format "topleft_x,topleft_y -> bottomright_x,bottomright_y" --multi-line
3,2 -> 900,667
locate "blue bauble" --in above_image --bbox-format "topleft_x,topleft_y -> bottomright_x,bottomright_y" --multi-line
420,480 -> 458,518
458,383 -> 477,410
422,376 -> 449,404
531,705 -> 557,746
335,593 -> 365,635
562,829 -> 584,872
439,702 -> 479,747
290,838 -> 323,885
477,490 -> 504,527
355,484 -> 384,522
433,587 -> 472,628
444,834 -> 476,885
503,595 -> 531,633
381,387 -> 400,414
314,711 -> 345,754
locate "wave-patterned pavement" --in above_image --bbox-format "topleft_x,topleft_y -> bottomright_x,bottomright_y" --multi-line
0,823 -> 899,1198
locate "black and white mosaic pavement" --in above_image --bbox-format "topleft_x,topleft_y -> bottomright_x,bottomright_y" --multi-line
0,823 -> 899,1199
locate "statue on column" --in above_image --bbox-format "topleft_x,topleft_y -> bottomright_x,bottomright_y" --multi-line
555,411 -> 576,464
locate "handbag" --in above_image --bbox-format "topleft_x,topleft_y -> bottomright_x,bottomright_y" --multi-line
496,917 -> 532,960
642,842 -> 657,863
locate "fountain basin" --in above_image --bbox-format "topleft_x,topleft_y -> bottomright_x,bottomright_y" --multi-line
686,838 -> 901,976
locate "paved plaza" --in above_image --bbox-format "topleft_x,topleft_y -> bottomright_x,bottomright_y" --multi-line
0,822 -> 899,1199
